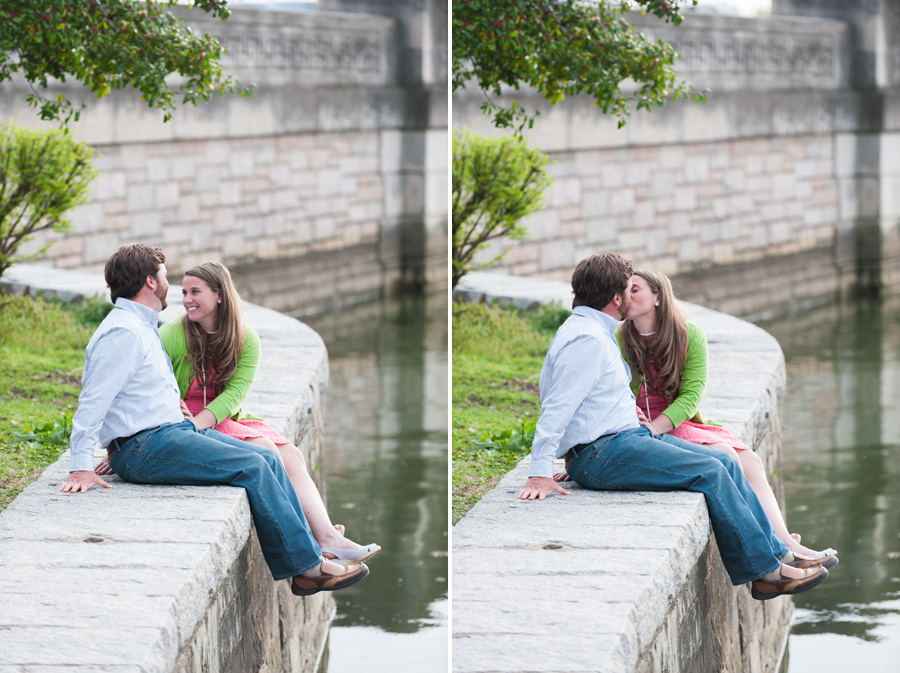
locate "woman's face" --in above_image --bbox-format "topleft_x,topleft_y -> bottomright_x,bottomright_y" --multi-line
182,275 -> 220,328
626,274 -> 659,322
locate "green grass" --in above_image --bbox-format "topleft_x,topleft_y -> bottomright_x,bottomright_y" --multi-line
452,301 -> 568,523
0,293 -> 111,511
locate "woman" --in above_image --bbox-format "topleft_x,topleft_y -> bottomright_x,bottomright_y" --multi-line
112,261 -> 377,565
558,269 -> 835,564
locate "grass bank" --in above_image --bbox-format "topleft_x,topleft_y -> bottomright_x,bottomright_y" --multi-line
0,294 -> 111,511
451,301 -> 567,524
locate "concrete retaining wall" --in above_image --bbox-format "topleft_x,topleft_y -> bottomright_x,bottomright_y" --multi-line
0,264 -> 333,673
452,273 -> 792,673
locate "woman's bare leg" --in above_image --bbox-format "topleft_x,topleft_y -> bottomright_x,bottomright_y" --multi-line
708,442 -> 823,557
244,437 -> 360,550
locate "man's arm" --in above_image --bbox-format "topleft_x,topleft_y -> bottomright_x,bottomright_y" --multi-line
62,327 -> 141,492
519,335 -> 604,499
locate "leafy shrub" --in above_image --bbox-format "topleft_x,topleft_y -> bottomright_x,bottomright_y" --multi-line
452,130 -> 552,287
0,123 -> 98,279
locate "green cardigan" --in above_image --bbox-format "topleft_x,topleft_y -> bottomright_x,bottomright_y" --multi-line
615,321 -> 712,429
159,318 -> 261,424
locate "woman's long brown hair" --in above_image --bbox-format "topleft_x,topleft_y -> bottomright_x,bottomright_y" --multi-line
619,270 -> 689,403
181,262 -> 244,395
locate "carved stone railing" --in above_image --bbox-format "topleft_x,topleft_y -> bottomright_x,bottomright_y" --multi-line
629,11 -> 849,91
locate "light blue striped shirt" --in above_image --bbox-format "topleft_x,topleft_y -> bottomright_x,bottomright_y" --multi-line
529,306 -> 640,478
68,298 -> 184,472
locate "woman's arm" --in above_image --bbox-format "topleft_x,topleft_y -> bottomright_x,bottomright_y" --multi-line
205,327 -> 261,424
657,322 -> 708,431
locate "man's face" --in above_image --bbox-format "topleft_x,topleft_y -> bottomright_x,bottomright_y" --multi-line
153,264 -> 169,311
616,277 -> 632,319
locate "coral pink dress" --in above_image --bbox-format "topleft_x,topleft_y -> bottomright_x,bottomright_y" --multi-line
637,364 -> 750,451
184,362 -> 289,445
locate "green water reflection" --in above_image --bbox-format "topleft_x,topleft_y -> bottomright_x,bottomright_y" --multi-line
760,295 -> 900,670
303,291 -> 448,672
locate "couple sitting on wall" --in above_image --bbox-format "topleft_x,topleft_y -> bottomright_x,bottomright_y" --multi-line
61,243 -> 379,596
518,253 -> 837,600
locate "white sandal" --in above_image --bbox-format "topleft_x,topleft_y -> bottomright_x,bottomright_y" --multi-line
322,543 -> 381,566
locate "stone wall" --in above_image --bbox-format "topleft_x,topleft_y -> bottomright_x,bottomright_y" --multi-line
0,265 -> 334,673
452,273 -> 792,673
453,5 -> 900,317
1,3 -> 448,315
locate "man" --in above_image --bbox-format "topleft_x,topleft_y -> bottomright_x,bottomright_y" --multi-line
517,253 -> 831,600
61,244 -> 367,596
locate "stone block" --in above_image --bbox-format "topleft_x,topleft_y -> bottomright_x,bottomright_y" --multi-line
254,145 -> 276,165
316,170 -> 341,196
119,144 -> 146,170
539,239 -> 576,272
94,171 -> 127,201
68,203 -> 105,234
586,217 -> 619,244
217,182 -> 242,207
229,151 -> 256,178
651,172 -> 676,198
583,190 -> 610,218
724,169 -> 745,193
601,164 -> 626,188
125,185 -> 155,213
684,156 -> 710,183
132,212 -> 163,238
171,156 -> 200,181
146,157 -> 170,183
156,183 -> 180,210
573,149 -> 603,176
204,140 -> 230,164
611,189 -> 636,215
550,177 -> 582,207
519,208 -> 559,241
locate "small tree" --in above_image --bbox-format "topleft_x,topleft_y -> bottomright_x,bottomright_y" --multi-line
452,130 -> 552,287
0,124 -> 98,278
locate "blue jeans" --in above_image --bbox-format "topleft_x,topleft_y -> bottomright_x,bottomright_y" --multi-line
108,421 -> 322,580
567,426 -> 788,585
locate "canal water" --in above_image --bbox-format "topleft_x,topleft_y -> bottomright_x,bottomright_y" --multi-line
759,295 -> 900,671
302,291 -> 448,673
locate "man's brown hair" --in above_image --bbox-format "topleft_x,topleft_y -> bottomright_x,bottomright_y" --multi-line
571,253 -> 633,311
105,244 -> 166,303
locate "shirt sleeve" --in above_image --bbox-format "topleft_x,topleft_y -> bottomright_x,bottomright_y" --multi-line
68,328 -> 141,472
205,326 -> 261,423
660,323 -> 708,429
529,334 -> 603,478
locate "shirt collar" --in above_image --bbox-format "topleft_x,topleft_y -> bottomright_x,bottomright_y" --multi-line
572,305 -> 621,336
114,297 -> 160,326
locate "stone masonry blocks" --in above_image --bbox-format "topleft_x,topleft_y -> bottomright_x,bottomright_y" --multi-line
34,129 -> 387,286
483,134 -> 839,306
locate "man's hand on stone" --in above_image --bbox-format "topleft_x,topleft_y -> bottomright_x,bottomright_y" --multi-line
517,476 -> 570,500
60,470 -> 111,493
94,457 -> 114,476
553,471 -> 572,483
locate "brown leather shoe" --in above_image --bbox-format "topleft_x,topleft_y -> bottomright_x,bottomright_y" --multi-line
785,552 -> 839,570
751,565 -> 828,601
291,562 -> 369,597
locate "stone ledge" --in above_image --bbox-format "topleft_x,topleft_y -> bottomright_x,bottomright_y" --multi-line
0,264 -> 334,673
452,272 -> 791,673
